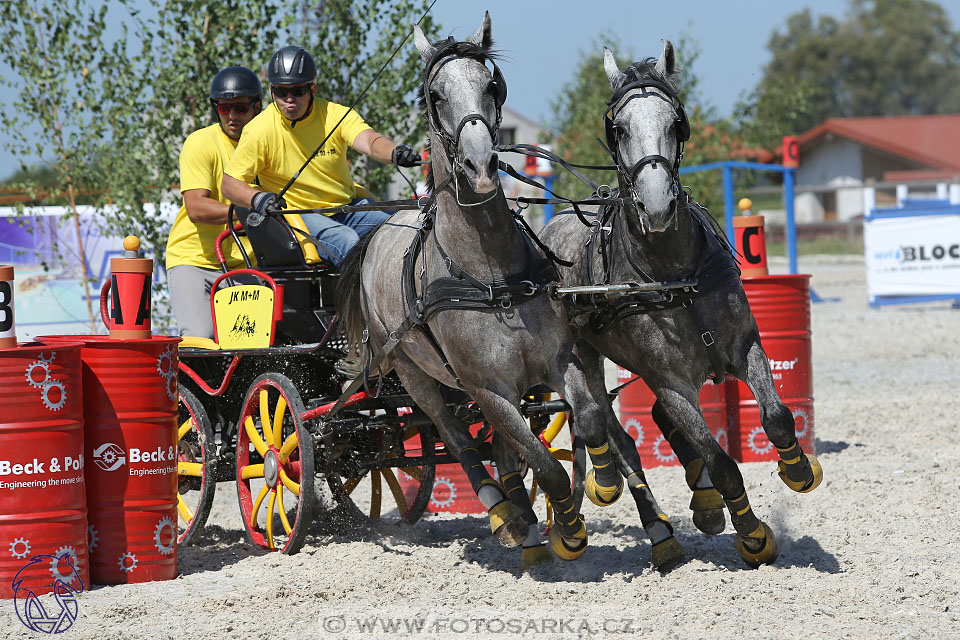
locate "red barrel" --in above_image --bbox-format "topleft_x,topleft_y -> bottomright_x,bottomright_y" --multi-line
617,368 -> 729,467
726,274 -> 815,462
40,336 -> 179,584
0,342 -> 89,598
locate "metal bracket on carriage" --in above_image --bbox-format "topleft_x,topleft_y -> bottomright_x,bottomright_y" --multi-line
554,279 -> 699,299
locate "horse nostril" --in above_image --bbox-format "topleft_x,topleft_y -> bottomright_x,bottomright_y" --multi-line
463,158 -> 477,174
487,153 -> 499,176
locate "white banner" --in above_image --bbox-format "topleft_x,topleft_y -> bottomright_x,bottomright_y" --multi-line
864,212 -> 960,299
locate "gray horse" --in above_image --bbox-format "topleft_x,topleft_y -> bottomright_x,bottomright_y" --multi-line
337,13 -> 625,565
540,42 -> 823,568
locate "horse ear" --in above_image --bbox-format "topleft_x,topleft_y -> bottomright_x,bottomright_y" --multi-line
414,25 -> 436,62
469,10 -> 493,49
603,47 -> 622,90
655,40 -> 676,77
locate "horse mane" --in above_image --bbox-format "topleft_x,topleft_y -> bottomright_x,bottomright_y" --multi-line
611,57 -> 679,95
416,38 -> 503,193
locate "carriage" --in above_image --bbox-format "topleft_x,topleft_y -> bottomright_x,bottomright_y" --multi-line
173,204 -> 570,554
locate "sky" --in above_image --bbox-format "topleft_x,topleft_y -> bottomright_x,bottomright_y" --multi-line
2,0 -> 959,180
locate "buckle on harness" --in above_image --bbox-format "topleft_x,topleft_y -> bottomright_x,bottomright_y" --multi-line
521,280 -> 537,297
701,331 -> 714,347
361,329 -> 370,344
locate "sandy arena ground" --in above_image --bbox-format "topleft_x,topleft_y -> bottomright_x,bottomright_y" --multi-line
4,254 -> 959,639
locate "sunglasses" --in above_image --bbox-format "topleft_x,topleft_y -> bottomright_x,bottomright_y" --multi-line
215,100 -> 258,115
272,84 -> 312,99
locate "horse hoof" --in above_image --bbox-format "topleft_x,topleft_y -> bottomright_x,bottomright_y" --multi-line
651,536 -> 685,572
735,522 -> 778,569
489,500 -> 527,547
584,469 -> 623,507
689,488 -> 726,534
778,454 -> 823,493
692,509 -> 726,535
549,521 -> 588,561
520,544 -> 552,569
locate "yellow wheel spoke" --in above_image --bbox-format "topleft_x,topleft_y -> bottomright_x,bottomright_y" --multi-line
250,484 -> 270,530
370,471 -> 382,519
543,411 -> 567,444
399,466 -> 421,482
342,474 -> 365,497
177,493 -> 194,522
259,389 -> 271,447
549,447 -> 574,462
279,468 -> 300,496
381,468 -> 409,515
272,396 -> 287,449
277,485 -> 292,535
529,477 -> 539,506
244,416 -> 268,456
241,464 -> 265,480
278,432 -> 299,463
178,461 -> 204,477
266,489 -> 277,551
178,419 -> 194,441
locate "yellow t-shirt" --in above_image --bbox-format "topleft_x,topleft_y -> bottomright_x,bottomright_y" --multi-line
224,99 -> 372,214
166,123 -> 256,270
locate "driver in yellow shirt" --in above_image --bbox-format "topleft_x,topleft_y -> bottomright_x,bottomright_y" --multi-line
165,66 -> 262,338
221,46 -> 420,268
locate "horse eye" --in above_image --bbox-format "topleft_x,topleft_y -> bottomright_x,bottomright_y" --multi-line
430,90 -> 443,103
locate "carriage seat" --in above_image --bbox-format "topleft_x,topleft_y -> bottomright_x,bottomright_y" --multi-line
234,206 -> 335,270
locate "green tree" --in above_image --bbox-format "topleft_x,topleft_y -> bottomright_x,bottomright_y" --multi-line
295,0 -> 440,197
749,0 -> 960,135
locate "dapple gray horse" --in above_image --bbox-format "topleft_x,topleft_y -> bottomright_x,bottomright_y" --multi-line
540,42 -> 823,568
337,13 -> 624,565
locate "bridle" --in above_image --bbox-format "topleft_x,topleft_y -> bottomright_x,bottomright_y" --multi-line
421,38 -> 507,205
602,78 -> 690,213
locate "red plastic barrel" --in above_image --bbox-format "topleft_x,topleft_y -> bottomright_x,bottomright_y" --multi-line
726,274 -> 815,462
0,342 -> 89,598
617,368 -> 729,467
40,336 -> 179,584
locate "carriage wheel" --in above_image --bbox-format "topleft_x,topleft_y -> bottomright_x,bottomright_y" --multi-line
235,373 -> 315,554
327,421 -> 436,526
176,386 -> 217,546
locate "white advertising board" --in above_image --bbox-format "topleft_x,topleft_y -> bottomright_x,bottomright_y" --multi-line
863,210 -> 960,305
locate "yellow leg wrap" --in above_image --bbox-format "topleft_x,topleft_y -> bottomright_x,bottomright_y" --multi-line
586,442 -> 609,456
651,537 -> 685,571
548,516 -> 587,561
520,544 -> 552,569
488,500 -> 526,547
584,468 -> 624,507
684,458 -> 706,490
778,454 -> 823,493
734,521 -> 779,569
689,487 -> 726,535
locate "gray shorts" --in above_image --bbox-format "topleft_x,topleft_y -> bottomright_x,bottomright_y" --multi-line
167,265 -> 258,339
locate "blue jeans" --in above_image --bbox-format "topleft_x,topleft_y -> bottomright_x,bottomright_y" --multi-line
302,197 -> 392,268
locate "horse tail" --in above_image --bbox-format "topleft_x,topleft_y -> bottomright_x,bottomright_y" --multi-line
335,229 -> 378,352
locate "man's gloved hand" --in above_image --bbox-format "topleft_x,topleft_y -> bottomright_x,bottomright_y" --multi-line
251,191 -> 287,216
391,143 -> 420,168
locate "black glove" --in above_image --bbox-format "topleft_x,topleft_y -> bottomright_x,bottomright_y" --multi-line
391,143 -> 420,167
251,191 -> 286,216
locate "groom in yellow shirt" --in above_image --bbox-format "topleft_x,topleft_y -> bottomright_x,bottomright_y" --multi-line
165,66 -> 262,338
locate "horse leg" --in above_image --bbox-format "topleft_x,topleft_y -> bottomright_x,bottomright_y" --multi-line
391,356 -> 528,547
470,386 -> 588,561
739,338 -> 823,493
656,386 -> 778,568
492,436 -> 550,569
578,343 -> 684,569
651,399 -> 726,534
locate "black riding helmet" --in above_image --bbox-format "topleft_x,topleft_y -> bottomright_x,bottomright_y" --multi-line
267,46 -> 318,85
210,66 -> 262,101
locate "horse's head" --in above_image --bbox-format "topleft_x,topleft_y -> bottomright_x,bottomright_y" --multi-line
415,12 -> 505,196
602,42 -> 689,233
